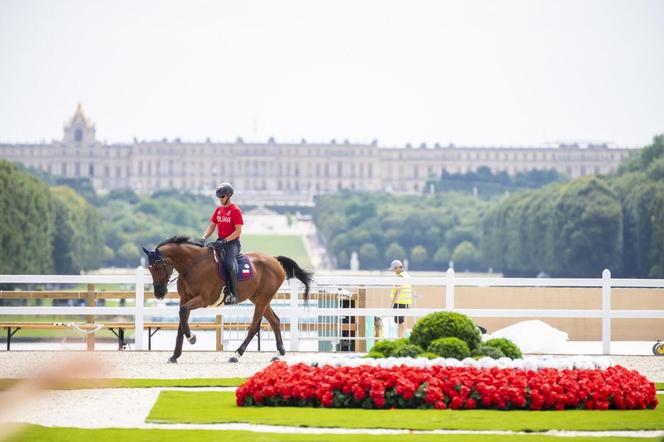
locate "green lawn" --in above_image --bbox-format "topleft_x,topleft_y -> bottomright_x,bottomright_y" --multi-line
657,383 -> 663,390
242,234 -> 313,269
0,377 -> 245,390
147,391 -> 664,432
7,425 -> 657,442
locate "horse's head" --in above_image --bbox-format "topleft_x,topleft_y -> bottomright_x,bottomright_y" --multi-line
142,246 -> 174,300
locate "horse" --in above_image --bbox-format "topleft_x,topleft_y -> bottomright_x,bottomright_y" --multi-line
142,235 -> 314,363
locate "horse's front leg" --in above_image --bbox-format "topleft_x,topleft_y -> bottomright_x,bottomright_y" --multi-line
168,296 -> 206,363
168,321 -> 186,363
180,295 -> 207,344
230,302 -> 268,363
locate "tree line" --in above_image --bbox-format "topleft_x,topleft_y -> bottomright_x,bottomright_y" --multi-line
481,135 -> 664,277
0,161 -> 216,273
427,166 -> 567,199
0,160 -> 103,275
313,191 -> 487,271
3,134 -> 663,277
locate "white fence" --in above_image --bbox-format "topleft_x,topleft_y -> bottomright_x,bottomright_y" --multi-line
1,268 -> 664,354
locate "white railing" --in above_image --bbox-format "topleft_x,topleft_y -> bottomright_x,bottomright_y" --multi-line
1,268 -> 663,354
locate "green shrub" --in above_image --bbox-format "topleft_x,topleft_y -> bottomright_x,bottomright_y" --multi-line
427,337 -> 470,359
364,351 -> 385,359
471,344 -> 505,359
418,352 -> 440,360
370,338 -> 409,357
371,340 -> 398,357
409,312 -> 481,350
483,338 -> 522,359
393,344 -> 425,358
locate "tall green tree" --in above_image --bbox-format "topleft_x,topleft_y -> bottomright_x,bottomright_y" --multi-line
0,160 -> 55,274
50,186 -> 103,274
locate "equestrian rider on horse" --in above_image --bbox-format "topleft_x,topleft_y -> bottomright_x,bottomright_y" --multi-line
201,182 -> 243,305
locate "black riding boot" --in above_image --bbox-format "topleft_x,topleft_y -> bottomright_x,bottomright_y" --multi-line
226,267 -> 239,304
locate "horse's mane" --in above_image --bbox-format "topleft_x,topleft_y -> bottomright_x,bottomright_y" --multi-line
156,235 -> 203,249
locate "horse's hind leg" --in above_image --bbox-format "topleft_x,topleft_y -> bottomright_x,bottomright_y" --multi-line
230,301 -> 268,363
263,305 -> 285,359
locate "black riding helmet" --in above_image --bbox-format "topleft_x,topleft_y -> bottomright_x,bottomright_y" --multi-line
216,182 -> 234,198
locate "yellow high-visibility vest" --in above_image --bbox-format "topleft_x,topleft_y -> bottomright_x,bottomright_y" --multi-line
390,271 -> 412,305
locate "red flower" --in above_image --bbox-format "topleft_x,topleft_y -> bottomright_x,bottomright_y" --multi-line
235,361 -> 657,411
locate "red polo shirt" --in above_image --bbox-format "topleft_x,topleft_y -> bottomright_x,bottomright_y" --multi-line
210,203 -> 243,239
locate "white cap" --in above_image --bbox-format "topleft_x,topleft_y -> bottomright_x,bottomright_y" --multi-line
389,259 -> 403,270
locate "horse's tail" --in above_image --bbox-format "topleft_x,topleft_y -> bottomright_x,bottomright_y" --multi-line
276,256 -> 314,302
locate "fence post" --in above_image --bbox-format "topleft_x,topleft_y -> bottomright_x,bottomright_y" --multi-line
216,314 -> 223,351
86,284 -> 96,351
289,279 -> 300,352
135,266 -> 145,351
601,268 -> 611,355
446,268 -> 455,311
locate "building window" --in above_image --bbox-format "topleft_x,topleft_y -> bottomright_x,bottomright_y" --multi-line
75,128 -> 83,142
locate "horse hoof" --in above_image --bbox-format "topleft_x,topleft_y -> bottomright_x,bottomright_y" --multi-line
187,334 -> 197,345
229,356 -> 239,363
167,356 -> 177,364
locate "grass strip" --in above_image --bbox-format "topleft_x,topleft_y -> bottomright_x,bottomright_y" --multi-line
7,425 -> 657,442
147,391 -> 664,432
656,383 -> 663,390
0,377 -> 245,390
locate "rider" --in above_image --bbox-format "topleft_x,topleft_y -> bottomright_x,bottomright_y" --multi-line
201,182 -> 243,305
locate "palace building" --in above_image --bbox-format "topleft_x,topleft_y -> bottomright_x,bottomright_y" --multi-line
0,105 -> 637,205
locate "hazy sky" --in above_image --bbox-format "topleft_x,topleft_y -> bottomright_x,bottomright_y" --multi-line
0,0 -> 662,147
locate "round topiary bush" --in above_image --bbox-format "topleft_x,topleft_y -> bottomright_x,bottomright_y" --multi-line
417,352 -> 440,360
371,340 -> 398,357
409,311 -> 481,350
364,350 -> 385,359
427,337 -> 470,359
370,338 -> 409,358
393,343 -> 425,358
483,338 -> 522,359
471,344 -> 505,359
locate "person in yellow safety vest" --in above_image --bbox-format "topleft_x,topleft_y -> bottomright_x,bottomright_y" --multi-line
389,259 -> 412,338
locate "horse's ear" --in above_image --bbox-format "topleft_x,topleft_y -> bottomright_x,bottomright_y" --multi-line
142,247 -> 150,255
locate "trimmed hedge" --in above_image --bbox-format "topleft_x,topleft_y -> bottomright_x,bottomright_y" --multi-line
484,338 -> 522,359
471,344 -> 505,359
393,344 -> 425,358
427,337 -> 470,359
409,312 -> 481,350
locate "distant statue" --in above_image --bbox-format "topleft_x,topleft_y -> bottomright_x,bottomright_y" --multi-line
350,251 -> 359,271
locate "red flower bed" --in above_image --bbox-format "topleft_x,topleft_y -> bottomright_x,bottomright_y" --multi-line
236,361 -> 658,410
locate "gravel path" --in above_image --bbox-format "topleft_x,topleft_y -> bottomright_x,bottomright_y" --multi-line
1,351 -> 662,436
1,351 -> 663,381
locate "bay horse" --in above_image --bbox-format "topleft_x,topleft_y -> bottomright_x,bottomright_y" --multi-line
142,235 -> 313,363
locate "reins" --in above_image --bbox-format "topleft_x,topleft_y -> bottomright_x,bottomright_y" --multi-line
153,245 -> 212,286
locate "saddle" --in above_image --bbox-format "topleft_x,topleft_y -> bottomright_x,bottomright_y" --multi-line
211,248 -> 254,304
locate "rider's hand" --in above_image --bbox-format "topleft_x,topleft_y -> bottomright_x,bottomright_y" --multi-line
200,237 -> 206,244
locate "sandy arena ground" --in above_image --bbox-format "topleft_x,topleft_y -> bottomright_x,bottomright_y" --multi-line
1,351 -> 663,381
0,351 -> 662,436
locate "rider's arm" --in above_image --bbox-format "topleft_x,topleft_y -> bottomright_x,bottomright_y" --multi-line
223,224 -> 242,242
202,222 -> 216,240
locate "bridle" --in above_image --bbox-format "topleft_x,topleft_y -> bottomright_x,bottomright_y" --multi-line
149,246 -> 212,290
